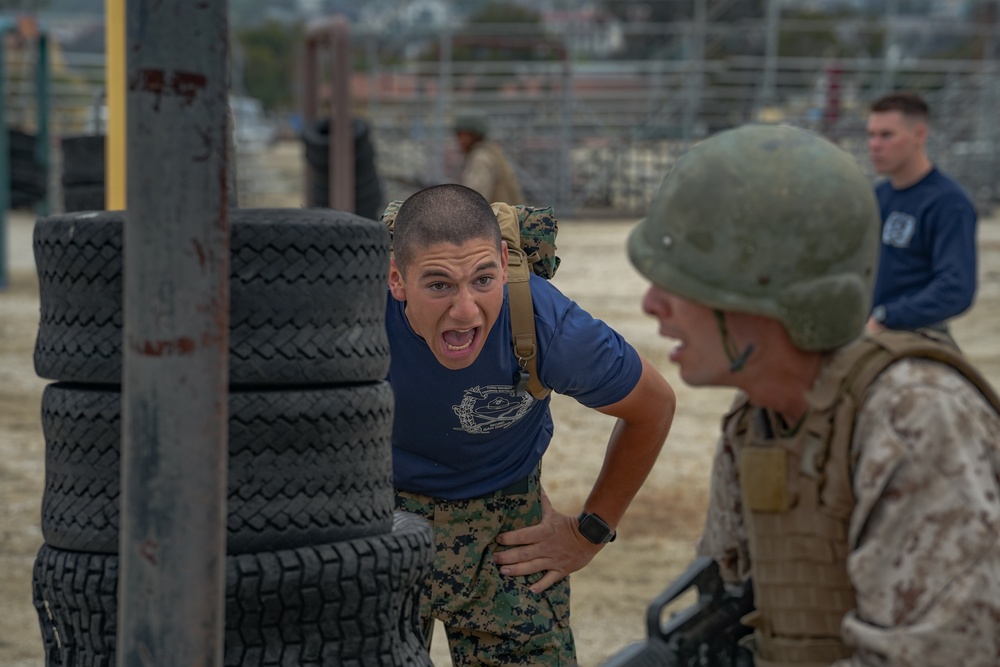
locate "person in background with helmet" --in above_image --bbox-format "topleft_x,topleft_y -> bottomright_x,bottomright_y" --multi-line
453,109 -> 526,204
866,91 -> 978,339
629,124 -> 1000,666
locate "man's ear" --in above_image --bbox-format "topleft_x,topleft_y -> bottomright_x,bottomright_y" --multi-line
388,258 -> 407,302
500,241 -> 509,284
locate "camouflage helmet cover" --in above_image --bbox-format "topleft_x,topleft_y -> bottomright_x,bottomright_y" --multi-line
628,124 -> 881,351
453,109 -> 489,137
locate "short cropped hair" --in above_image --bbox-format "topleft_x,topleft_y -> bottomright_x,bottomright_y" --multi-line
870,91 -> 930,122
393,184 -> 502,275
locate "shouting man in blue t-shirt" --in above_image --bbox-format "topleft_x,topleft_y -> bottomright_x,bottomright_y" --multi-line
386,183 -> 676,666
866,91 -> 978,339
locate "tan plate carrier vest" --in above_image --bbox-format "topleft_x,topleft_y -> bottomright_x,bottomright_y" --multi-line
727,330 -> 1000,667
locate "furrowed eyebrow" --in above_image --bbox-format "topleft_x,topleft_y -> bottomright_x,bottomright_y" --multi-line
418,260 -> 499,281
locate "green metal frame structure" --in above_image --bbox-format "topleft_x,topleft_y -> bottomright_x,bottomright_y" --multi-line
0,21 -> 50,290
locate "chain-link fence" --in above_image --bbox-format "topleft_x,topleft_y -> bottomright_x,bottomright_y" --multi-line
5,4 -> 1000,216
349,8 -> 1000,215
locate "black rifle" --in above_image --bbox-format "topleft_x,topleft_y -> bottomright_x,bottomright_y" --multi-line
599,556 -> 755,667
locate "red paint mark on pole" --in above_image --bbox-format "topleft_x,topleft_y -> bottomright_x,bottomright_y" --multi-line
137,337 -> 197,356
130,68 -> 167,110
193,240 -> 206,268
127,68 -> 206,108
172,71 -> 207,105
140,540 -> 159,565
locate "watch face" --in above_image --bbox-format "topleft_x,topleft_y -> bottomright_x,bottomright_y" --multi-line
579,513 -> 611,544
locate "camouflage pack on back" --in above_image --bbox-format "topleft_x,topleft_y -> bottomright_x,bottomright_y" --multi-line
380,200 -> 560,279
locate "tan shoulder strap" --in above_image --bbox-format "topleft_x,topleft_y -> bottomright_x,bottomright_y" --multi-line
847,330 -> 1000,413
806,331 -> 1000,476
808,330 -> 1000,413
380,199 -> 550,401
492,202 -> 550,400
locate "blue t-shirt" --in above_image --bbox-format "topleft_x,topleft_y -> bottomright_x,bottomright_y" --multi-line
871,167 -> 977,330
386,274 -> 642,500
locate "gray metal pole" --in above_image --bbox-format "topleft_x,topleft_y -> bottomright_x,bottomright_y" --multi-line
119,0 -> 230,665
328,17 -> 353,212
302,39 -> 318,206
681,0 -> 706,148
367,35 -> 380,126
35,31 -> 50,217
559,57 -> 573,214
881,0 -> 899,93
988,0 -> 1000,202
756,0 -> 781,115
0,27 -> 8,291
433,29 -> 452,185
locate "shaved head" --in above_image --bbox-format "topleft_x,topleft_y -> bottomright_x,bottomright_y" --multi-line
393,184 -> 502,275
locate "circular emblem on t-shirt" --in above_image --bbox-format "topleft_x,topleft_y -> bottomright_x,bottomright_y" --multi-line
452,385 -> 534,434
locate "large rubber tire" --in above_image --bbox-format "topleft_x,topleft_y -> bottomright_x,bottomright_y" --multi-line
12,156 -> 46,194
8,129 -> 46,208
301,118 -> 384,220
9,127 -> 37,156
61,184 -> 105,213
40,381 -> 395,555
33,513 -> 434,667
33,208 -> 391,385
60,135 -> 106,186
312,171 -> 384,222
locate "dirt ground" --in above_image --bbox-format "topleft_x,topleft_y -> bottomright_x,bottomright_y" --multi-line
1,199 -> 998,667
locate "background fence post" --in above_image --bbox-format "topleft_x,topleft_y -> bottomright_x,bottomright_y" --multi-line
34,31 -> 49,217
0,18 -> 14,291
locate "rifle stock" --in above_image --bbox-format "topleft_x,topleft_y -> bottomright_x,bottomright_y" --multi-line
600,556 -> 755,667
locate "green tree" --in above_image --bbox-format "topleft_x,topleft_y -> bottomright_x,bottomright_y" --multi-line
420,2 -> 564,62
467,2 -> 545,25
234,20 -> 303,112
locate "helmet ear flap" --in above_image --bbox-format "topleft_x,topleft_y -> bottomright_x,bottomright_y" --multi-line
776,275 -> 872,351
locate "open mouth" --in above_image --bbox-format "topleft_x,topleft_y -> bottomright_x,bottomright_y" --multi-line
663,335 -> 685,362
443,327 -> 478,353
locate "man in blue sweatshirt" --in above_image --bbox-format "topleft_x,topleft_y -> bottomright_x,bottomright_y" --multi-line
865,91 -> 977,338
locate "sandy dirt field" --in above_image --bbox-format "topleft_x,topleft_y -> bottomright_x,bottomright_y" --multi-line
1,199 -> 998,667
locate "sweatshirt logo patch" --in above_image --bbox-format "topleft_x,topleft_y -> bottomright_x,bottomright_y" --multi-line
883,212 -> 916,248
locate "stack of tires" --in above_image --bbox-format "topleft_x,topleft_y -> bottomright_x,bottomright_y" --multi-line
301,118 -> 384,221
60,134 -> 106,212
31,208 -> 434,666
8,128 -> 47,209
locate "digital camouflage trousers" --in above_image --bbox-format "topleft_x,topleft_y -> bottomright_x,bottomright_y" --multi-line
396,468 -> 576,667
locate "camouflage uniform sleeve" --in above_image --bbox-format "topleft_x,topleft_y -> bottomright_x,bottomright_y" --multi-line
837,358 -> 1000,667
695,394 -> 752,584
461,145 -> 499,201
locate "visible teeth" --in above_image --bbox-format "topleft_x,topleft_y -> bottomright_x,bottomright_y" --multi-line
445,328 -> 474,351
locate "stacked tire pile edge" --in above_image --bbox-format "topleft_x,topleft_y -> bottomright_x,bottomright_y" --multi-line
8,128 -> 47,209
59,135 -> 105,213
31,208 -> 434,666
302,118 -> 384,222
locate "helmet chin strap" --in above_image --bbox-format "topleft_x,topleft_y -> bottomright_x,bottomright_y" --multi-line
713,310 -> 755,372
